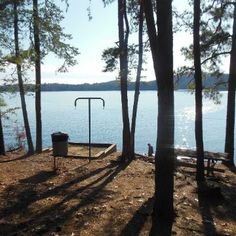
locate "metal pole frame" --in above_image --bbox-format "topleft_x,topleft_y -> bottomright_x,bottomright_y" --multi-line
74,97 -> 105,161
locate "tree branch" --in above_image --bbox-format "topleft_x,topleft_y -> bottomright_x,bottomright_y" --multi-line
201,50 -> 231,65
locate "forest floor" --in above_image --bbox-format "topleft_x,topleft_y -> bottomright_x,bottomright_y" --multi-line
0,146 -> 236,236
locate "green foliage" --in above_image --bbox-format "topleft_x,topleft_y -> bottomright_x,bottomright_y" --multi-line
175,0 -> 234,103
101,47 -> 119,72
0,0 -> 79,77
0,4 -> 14,71
102,43 -> 145,79
0,97 -> 6,107
0,96 -> 19,120
101,0 -> 147,82
3,48 -> 34,65
102,0 -> 116,7
37,0 -> 79,72
0,1 -> 33,82
203,88 -> 222,104
177,0 -> 233,75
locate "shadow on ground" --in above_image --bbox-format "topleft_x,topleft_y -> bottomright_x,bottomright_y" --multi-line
0,153 -> 28,163
197,176 -> 236,236
0,157 -> 131,235
120,197 -> 154,236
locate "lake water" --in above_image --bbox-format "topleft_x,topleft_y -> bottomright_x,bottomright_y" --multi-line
1,91 -> 234,160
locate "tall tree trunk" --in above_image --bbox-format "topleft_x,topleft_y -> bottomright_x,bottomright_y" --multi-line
130,1 -> 144,159
144,0 -> 175,234
225,3 -> 236,166
193,0 -> 205,182
33,0 -> 42,153
0,114 -> 5,155
118,0 -> 131,161
13,1 -> 34,155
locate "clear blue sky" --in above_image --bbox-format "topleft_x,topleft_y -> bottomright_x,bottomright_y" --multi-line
42,0 -> 119,84
2,0 -> 229,85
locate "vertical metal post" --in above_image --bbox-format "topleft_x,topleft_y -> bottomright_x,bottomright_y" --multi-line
88,99 -> 91,160
74,97 -> 105,162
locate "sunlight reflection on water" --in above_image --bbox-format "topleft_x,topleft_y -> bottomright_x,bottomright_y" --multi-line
2,91 -> 234,162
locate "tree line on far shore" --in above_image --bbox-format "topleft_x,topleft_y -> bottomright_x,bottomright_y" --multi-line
0,74 -> 229,92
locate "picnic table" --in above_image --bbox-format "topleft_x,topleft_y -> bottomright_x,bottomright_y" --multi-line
175,148 -> 229,176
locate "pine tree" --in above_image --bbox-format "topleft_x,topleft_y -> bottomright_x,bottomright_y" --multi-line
13,1 -> 34,154
144,0 -> 175,234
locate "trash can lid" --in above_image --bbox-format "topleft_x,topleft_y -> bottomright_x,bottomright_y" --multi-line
51,132 -> 69,142
51,132 -> 68,137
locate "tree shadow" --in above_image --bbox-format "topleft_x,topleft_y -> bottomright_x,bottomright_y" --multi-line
19,170 -> 56,184
0,153 -> 28,163
62,155 -> 89,159
228,165 -> 236,174
0,158 -> 131,235
197,181 -> 226,236
210,176 -> 236,223
0,161 -> 117,218
120,197 -> 154,236
177,168 -> 236,235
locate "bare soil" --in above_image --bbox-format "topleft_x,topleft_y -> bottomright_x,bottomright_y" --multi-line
0,147 -> 235,236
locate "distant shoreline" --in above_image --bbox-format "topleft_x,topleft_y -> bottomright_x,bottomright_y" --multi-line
0,75 -> 228,92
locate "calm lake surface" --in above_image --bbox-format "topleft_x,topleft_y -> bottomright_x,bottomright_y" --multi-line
2,91 -> 234,159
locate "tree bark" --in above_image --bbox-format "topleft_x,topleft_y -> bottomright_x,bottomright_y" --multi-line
130,2 -> 144,159
33,0 -> 42,153
144,0 -> 175,234
118,0 -> 131,161
225,3 -> 236,166
14,1 -> 34,155
193,0 -> 205,182
0,114 -> 5,155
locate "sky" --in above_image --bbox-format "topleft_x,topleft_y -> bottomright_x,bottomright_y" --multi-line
42,0 -> 195,84
42,0 -> 195,85
41,0 -> 119,84
1,0 -> 231,85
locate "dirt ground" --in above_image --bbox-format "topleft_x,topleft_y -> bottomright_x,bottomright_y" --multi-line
0,147 -> 235,236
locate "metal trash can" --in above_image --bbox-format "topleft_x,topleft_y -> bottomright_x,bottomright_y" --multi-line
51,132 -> 69,156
